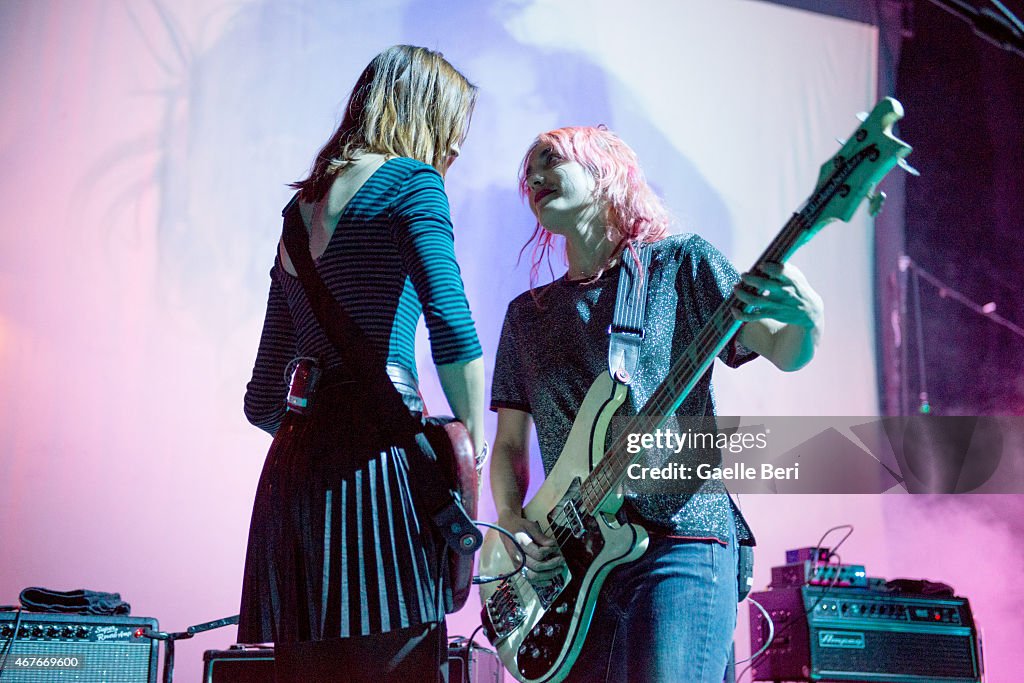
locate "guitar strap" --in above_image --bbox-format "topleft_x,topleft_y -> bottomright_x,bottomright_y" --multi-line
607,241 -> 756,601
279,193 -> 480,557
608,243 -> 653,384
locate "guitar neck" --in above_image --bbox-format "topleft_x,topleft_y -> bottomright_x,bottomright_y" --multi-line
640,208 -> 811,419
578,144 -> 872,513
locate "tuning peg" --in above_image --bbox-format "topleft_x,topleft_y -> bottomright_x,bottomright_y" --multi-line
897,158 -> 920,176
856,111 -> 868,122
868,191 -> 886,217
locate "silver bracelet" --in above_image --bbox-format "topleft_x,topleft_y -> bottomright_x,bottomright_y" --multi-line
474,440 -> 490,471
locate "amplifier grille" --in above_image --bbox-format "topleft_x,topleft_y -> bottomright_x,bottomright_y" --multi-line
750,587 -> 981,682
815,630 -> 977,678
2,641 -> 151,682
0,612 -> 157,683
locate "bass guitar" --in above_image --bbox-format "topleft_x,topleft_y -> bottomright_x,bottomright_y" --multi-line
478,97 -> 914,682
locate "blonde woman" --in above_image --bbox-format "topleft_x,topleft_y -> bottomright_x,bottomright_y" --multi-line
238,46 -> 484,681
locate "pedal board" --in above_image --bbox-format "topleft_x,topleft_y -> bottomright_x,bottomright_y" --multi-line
770,560 -> 868,588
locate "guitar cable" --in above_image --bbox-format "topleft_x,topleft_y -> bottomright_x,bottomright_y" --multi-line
448,623 -> 488,671
0,607 -> 24,680
471,521 -> 527,584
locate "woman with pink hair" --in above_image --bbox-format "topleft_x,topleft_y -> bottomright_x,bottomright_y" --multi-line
488,126 -> 823,682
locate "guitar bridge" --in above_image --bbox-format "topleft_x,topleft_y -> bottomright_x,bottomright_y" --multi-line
485,579 -> 526,638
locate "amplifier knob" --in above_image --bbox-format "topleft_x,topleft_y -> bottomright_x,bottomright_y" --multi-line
63,627 -> 76,638
76,626 -> 89,638
47,626 -> 61,637
30,625 -> 44,637
0,625 -> 12,637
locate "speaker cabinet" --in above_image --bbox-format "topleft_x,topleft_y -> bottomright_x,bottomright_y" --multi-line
448,643 -> 503,683
202,643 -> 503,682
203,647 -> 274,682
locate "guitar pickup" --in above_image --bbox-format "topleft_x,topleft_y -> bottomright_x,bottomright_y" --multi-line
533,573 -> 565,609
562,500 -> 585,538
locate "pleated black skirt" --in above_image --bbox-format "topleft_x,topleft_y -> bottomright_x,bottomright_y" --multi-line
237,383 -> 446,645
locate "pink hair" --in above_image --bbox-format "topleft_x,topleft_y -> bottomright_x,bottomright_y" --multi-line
517,125 -> 670,289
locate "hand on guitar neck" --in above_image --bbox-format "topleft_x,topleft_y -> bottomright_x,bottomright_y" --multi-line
733,261 -> 824,372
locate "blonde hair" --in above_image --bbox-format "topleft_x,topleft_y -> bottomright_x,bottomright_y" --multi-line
293,45 -> 477,200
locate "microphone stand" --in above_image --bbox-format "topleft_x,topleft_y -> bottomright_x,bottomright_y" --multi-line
895,254 -> 1024,415
926,0 -> 1024,58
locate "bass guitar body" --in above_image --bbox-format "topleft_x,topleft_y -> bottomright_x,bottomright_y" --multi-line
478,373 -> 649,683
424,416 -> 480,612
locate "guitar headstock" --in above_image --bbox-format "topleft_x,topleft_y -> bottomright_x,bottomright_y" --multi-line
808,97 -> 913,228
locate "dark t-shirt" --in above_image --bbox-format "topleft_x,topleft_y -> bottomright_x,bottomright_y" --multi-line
491,233 -> 756,542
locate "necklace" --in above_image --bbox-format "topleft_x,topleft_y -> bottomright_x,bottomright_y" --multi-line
567,254 -> 620,281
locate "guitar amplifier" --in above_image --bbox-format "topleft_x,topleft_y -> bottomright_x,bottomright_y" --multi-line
203,647 -> 274,682
0,611 -> 158,682
750,586 -> 982,682
203,643 -> 503,682
448,642 -> 503,683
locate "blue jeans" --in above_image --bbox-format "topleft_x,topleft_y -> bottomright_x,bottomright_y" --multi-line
564,528 -> 739,683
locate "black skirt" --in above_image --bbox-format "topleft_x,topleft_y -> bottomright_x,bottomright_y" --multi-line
237,383 -> 446,644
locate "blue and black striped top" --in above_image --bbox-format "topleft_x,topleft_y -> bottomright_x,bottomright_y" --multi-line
245,157 -> 482,434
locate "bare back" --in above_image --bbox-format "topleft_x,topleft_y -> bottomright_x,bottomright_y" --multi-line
279,153 -> 391,276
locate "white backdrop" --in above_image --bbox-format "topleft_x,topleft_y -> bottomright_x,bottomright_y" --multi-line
2,1 -> 1018,681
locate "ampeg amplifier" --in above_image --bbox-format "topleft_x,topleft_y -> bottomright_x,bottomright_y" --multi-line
750,586 -> 982,682
0,611 -> 158,682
